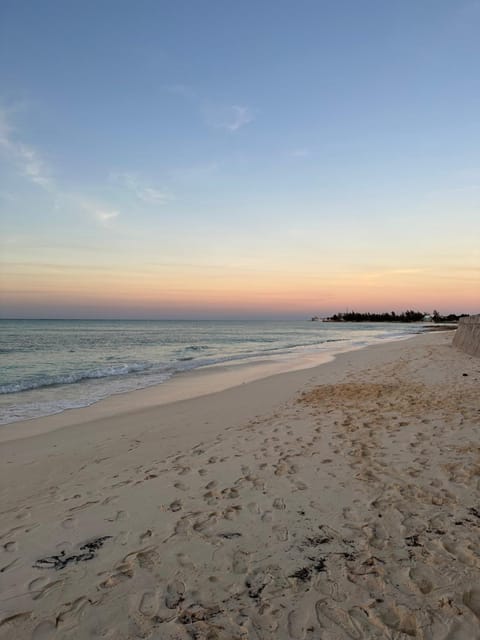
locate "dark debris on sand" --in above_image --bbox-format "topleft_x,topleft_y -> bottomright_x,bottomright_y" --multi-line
33,536 -> 112,570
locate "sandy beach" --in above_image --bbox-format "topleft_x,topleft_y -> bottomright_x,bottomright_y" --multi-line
1,330 -> 480,640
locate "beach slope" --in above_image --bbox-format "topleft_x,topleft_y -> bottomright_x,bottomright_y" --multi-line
1,331 -> 480,639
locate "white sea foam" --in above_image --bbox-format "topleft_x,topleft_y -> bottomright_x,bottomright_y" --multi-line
0,320 -> 423,425
0,362 -> 155,394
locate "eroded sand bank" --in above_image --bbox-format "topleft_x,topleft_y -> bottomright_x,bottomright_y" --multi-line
1,331 -> 480,639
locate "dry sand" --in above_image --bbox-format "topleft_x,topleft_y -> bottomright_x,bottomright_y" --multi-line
1,331 -> 480,640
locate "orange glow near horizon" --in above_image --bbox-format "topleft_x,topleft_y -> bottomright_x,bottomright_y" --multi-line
1,261 -> 478,318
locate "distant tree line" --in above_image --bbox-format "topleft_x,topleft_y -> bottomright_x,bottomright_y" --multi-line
327,310 -> 469,323
432,311 -> 469,323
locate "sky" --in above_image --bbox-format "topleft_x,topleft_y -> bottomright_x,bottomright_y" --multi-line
0,0 -> 479,319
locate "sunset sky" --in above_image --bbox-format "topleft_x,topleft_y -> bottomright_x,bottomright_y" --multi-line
1,0 -> 479,319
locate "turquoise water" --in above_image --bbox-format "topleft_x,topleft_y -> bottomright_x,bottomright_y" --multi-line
0,319 -> 423,424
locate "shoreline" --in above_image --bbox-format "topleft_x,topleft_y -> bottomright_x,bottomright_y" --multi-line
2,329 -> 480,639
0,329 -> 426,443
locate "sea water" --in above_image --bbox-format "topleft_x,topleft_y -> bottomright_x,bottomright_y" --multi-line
0,319 -> 423,425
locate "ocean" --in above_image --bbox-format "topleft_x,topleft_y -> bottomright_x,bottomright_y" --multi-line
0,319 -> 424,425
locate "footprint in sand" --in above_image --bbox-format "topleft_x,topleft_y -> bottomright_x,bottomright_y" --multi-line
442,540 -> 479,567
274,461 -> 288,476
273,525 -> 289,541
463,588 -> 480,620
13,509 -> 31,521
177,466 -> 191,476
248,610 -> 278,636
0,557 -> 19,573
203,490 -> 220,505
139,529 -> 152,542
106,510 -> 128,522
370,602 -> 418,637
68,500 -> 100,513
174,481 -> 189,491
28,576 -> 64,601
408,565 -> 434,594
31,620 -> 57,640
315,600 -> 362,639
442,618 -> 480,640
288,607 -> 311,639
348,607 -> 385,638
100,546 -> 159,588
173,516 -> 193,537
169,500 -> 182,512
245,568 -> 274,600
138,591 -> 159,617
252,478 -> 265,490
110,479 -> 132,489
222,487 -> 239,499
365,522 -> 389,550
232,550 -> 250,574
223,505 -> 242,520
191,447 -> 205,456
314,576 -> 344,603
116,530 -> 130,545
136,547 -> 160,570
3,540 -> 18,552
293,480 -> 308,490
62,518 -> 78,529
193,512 -> 218,533
176,552 -> 196,570
55,597 -> 90,630
100,565 -> 132,589
165,580 -> 185,609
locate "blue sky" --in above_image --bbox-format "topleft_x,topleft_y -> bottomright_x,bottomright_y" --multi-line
0,0 -> 479,318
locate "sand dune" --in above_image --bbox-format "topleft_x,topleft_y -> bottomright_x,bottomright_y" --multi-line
1,331 -> 480,639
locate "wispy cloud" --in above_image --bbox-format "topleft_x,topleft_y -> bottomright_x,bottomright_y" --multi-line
94,208 -> 120,226
111,172 -> 171,204
0,108 -> 12,145
72,196 -> 120,227
164,88 -> 254,133
205,104 -> 254,132
0,107 -> 52,189
224,105 -> 254,131
1,107 -> 120,227
16,143 -> 51,188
